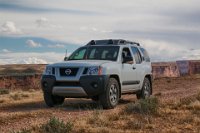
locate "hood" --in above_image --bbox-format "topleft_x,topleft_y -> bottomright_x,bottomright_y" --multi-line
48,60 -> 113,67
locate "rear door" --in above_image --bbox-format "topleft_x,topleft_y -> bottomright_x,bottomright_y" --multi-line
121,47 -> 140,92
130,46 -> 144,87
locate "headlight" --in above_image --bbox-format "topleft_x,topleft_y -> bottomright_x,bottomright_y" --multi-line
45,66 -> 52,75
88,66 -> 102,75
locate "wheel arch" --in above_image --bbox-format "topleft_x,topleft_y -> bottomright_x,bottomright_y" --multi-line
109,74 -> 121,98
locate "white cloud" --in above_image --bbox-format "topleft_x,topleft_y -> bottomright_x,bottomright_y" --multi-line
0,52 -> 66,65
0,21 -> 21,35
141,39 -> 200,62
35,17 -> 62,29
80,26 -> 112,33
48,44 -> 65,48
2,49 -> 11,53
35,17 -> 48,27
26,40 -> 42,48
19,57 -> 47,64
0,0 -> 200,63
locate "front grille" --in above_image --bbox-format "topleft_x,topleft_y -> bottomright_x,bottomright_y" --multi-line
83,67 -> 88,74
59,68 -> 79,76
52,67 -> 55,75
55,81 -> 81,87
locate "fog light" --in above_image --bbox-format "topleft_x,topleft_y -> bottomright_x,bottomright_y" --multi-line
94,84 -> 98,88
91,82 -> 98,88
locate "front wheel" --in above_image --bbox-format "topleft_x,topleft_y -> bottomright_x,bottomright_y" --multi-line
99,78 -> 119,109
136,77 -> 151,99
43,92 -> 65,107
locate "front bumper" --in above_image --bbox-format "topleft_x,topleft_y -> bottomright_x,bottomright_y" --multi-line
41,75 -> 109,97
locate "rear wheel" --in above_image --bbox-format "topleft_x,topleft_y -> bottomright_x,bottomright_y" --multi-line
136,77 -> 151,99
43,92 -> 65,107
99,78 -> 119,109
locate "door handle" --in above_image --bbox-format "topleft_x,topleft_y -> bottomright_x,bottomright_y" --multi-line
132,67 -> 136,70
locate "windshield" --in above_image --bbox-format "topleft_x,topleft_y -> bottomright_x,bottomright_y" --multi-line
68,46 -> 119,61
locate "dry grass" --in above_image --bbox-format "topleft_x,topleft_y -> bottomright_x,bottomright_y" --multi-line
0,88 -> 10,95
1,75 -> 200,133
5,90 -> 200,133
0,90 -> 41,105
11,117 -> 73,133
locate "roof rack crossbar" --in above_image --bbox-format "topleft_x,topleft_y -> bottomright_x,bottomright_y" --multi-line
118,39 -> 140,46
86,39 -> 140,46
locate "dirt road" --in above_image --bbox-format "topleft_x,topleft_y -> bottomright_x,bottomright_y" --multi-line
0,75 -> 200,132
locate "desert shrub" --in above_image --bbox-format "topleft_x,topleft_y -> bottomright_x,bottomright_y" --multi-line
87,110 -> 101,124
154,92 -> 162,97
172,95 -> 199,109
124,97 -> 159,115
87,110 -> 109,127
40,117 -> 73,133
11,128 -> 31,133
2,68 -> 18,74
10,93 -> 22,100
107,112 -> 120,121
179,115 -> 194,124
0,88 -> 9,95
0,99 -> 5,103
197,92 -> 200,101
180,97 -> 195,105
124,119 -> 143,130
189,101 -> 200,110
23,68 -> 37,74
28,89 -> 35,92
21,93 -> 29,98
9,92 -> 29,100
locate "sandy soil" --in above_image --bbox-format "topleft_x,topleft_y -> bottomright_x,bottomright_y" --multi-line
0,75 -> 200,132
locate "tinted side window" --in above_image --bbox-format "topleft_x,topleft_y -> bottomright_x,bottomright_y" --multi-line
131,47 -> 142,64
69,48 -> 86,60
140,48 -> 150,62
122,47 -> 133,58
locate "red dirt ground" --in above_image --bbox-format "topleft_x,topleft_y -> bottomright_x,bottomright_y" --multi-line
0,75 -> 200,132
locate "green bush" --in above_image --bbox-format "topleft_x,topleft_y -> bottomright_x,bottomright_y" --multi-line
40,117 -> 73,133
124,97 -> 159,115
0,88 -> 9,95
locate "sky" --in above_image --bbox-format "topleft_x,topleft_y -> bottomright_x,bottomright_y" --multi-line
0,0 -> 200,64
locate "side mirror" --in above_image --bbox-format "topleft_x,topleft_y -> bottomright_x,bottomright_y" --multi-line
64,57 -> 68,61
122,56 -> 133,64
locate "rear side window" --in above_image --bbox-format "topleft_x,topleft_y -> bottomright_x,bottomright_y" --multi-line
131,47 -> 142,64
140,48 -> 150,62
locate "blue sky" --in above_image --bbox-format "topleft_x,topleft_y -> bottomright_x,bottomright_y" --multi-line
0,0 -> 200,64
0,36 -> 79,53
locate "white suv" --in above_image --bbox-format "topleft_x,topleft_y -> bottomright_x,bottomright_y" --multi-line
41,39 -> 152,109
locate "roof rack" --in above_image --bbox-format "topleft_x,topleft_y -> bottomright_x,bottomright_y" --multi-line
86,39 -> 140,46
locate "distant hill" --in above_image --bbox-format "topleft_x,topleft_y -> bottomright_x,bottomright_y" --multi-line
0,64 -> 46,76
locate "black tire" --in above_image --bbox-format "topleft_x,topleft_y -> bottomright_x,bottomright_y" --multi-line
136,77 -> 151,99
43,92 -> 65,107
99,78 -> 119,109
91,96 -> 99,101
